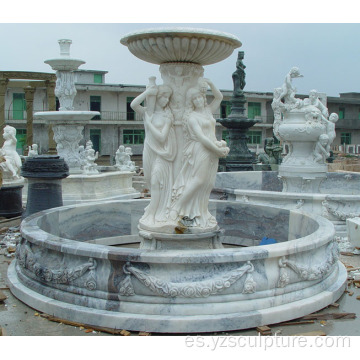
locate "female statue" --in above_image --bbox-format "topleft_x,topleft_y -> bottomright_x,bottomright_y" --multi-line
170,78 -> 229,229
0,125 -> 22,180
131,79 -> 176,227
232,51 -> 246,96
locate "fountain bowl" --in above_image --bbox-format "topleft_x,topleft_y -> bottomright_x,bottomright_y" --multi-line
8,199 -> 346,333
44,58 -> 85,71
120,27 -> 241,65
34,111 -> 100,124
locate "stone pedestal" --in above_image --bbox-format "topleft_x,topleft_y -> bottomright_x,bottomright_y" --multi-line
21,155 -> 69,218
0,183 -> 24,218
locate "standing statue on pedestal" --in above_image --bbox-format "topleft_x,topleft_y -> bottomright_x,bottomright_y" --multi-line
0,126 -> 22,181
232,51 -> 246,96
131,78 -> 177,227
170,79 -> 229,229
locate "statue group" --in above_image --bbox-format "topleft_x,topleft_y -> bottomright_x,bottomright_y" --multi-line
272,67 -> 338,165
131,76 -> 229,232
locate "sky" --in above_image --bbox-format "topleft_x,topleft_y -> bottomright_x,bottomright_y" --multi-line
0,2 -> 359,98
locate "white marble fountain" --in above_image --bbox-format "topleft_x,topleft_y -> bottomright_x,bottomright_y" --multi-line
33,39 -> 139,204
7,28 -> 346,333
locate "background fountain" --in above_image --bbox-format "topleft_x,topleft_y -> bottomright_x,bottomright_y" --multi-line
7,29 -> 346,333
33,39 -> 139,205
214,67 -> 359,239
218,51 -> 259,172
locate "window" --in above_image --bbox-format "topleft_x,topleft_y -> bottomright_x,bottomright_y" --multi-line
127,97 -> 135,120
247,131 -> 262,144
56,97 -> 60,111
339,107 -> 345,120
90,96 -> 101,120
13,93 -> 26,120
247,102 -> 261,119
94,74 -> 103,84
341,132 -> 351,145
220,101 -> 231,118
90,129 -> 101,152
123,129 -> 145,144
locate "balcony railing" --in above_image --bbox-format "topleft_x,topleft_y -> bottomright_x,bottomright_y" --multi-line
5,110 -> 275,124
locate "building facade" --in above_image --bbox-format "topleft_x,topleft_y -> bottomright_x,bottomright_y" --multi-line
3,69 -> 360,158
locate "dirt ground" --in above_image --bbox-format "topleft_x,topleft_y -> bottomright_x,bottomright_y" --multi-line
1,217 -> 360,337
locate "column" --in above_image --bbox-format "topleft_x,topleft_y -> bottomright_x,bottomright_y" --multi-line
46,80 -> 57,154
24,86 -> 36,155
0,78 -> 9,147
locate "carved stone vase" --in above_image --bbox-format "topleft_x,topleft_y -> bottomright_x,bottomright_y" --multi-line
278,110 -> 328,193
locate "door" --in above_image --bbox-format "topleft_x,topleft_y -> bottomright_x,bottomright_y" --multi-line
13,93 -> 26,120
90,129 -> 101,153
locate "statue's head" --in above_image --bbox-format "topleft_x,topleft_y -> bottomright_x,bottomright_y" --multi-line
290,67 -> 301,77
197,78 -> 208,94
156,85 -> 172,107
329,113 -> 339,123
119,145 -> 125,152
319,133 -> 329,145
309,90 -> 318,101
186,87 -> 205,109
3,125 -> 16,138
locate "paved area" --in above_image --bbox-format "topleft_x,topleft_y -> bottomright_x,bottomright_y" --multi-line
1,217 -> 360,337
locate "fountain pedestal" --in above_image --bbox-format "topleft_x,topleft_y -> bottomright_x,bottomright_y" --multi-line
218,51 -> 259,172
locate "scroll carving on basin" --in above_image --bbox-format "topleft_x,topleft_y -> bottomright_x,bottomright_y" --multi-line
272,67 -> 339,193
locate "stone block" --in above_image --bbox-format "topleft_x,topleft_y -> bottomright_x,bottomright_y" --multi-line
346,217 -> 360,248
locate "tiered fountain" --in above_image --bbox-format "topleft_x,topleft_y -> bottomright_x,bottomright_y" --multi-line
8,29 -> 346,333
33,39 -> 139,204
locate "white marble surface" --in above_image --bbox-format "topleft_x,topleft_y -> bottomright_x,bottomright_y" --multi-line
7,198 -> 346,333
60,171 -> 140,205
120,27 -> 241,65
346,217 -> 360,248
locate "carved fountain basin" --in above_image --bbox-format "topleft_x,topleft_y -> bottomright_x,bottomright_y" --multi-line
278,111 -> 326,142
8,199 -> 346,333
120,27 -> 241,65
